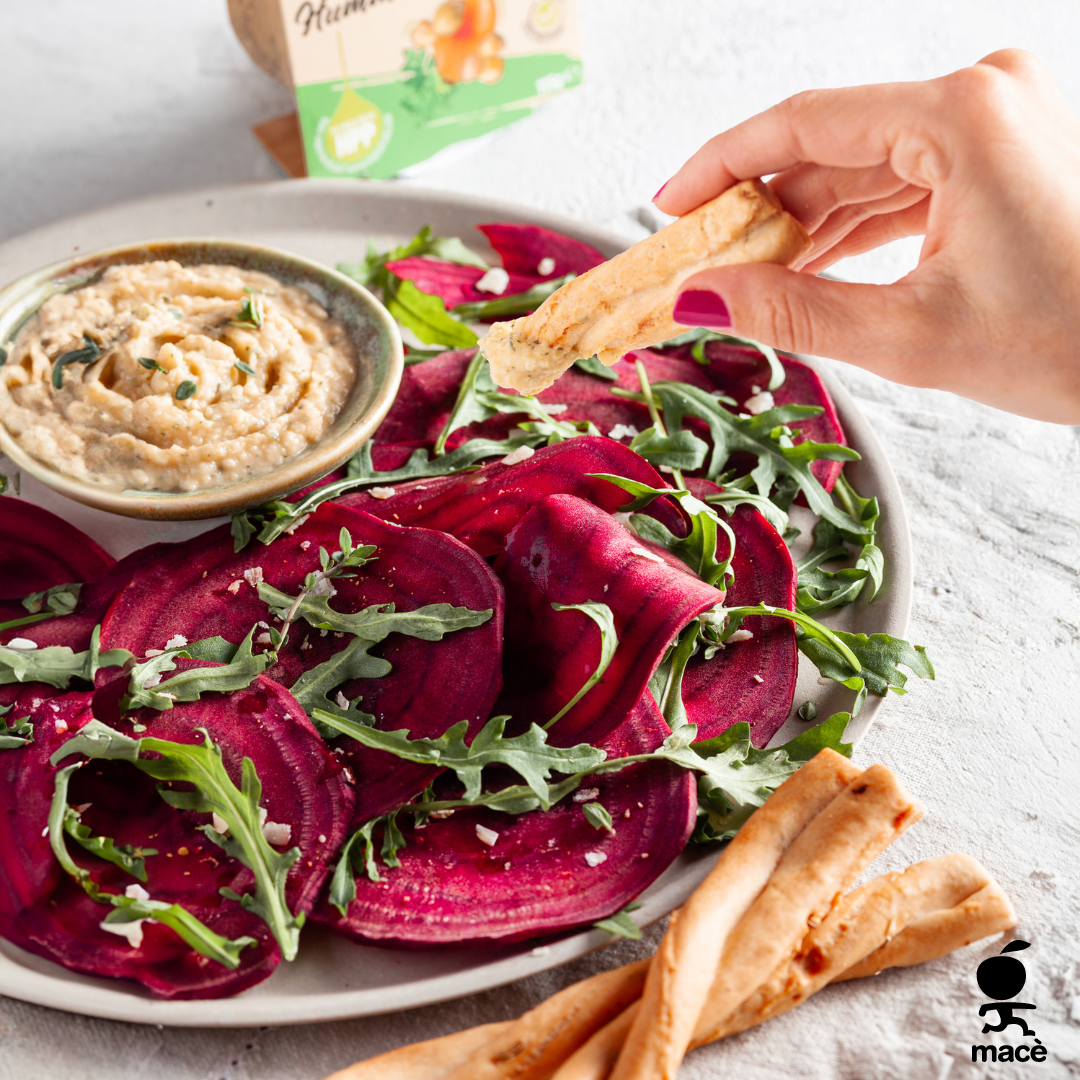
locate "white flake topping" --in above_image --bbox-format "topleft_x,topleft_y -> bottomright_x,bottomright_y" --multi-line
211,813 -> 230,834
607,423 -> 640,440
752,674 -> 764,683
164,634 -> 188,649
475,267 -> 510,294
318,834 -> 327,843
227,581 -> 242,595
243,567 -> 264,587
500,445 -> 535,466
262,820 -> 292,846
727,629 -> 754,643
429,809 -> 455,820
744,390 -> 775,415
475,824 -> 500,846
584,851 -> 608,868
369,487 -> 397,500
54,718 -> 68,734
125,883 -> 150,901
283,514 -> 310,535
256,633 -> 273,645
299,540 -> 311,551
5,637 -> 37,650
629,546 -> 665,564
100,919 -> 147,948
544,403 -> 568,414
334,691 -> 350,709
573,788 -> 600,803
537,257 -> 556,276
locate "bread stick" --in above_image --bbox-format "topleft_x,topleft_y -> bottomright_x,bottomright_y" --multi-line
438,958 -> 650,1080
609,749 -> 861,1080
834,880 -> 1016,981
480,179 -> 811,394
550,1002 -> 640,1080
323,1020 -> 514,1080
688,763 -> 923,1049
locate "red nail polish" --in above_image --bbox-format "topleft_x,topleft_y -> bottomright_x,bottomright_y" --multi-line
673,289 -> 731,330
653,181 -> 669,201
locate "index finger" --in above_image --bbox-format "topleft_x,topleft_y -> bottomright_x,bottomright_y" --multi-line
655,78 -> 948,216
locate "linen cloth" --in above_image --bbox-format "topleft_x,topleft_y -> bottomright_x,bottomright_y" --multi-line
2,2 -> 1079,1077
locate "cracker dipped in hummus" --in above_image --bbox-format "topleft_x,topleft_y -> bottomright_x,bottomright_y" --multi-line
0,261 -> 356,493
480,179 -> 811,395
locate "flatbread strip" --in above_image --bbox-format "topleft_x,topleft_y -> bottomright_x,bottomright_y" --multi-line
479,178 -> 811,395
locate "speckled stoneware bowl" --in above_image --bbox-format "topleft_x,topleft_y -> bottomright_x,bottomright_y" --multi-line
0,238 -> 403,520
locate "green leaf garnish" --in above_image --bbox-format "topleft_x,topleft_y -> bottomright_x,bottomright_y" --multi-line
546,602 -> 617,728
0,709 -> 33,750
119,627 -> 270,712
0,582 -> 83,632
47,759 -> 256,968
337,226 -> 487,289
386,277 -> 478,349
138,356 -> 167,373
450,274 -> 574,321
0,626 -> 133,688
51,333 -> 102,389
582,801 -> 614,832
573,355 -> 619,381
593,901 -> 643,939
231,295 -> 264,329
234,360 -> 257,377
52,720 -> 304,960
628,426 -> 709,472
175,380 -> 197,401
62,804 -> 157,881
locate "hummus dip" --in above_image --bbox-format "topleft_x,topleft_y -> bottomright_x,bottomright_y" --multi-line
0,261 -> 357,493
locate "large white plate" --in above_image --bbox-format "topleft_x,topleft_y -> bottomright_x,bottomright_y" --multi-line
0,180 -> 912,1026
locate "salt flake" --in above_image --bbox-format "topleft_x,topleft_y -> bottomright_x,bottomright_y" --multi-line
5,637 -> 37,651
475,824 -> 499,847
607,423 -> 640,440
243,567 -> 264,587
369,487 -> 396,500
537,257 -> 556,275
584,851 -> 608,868
744,390 -> 775,415
476,267 -> 510,294
262,820 -> 292,846
501,445 -> 535,466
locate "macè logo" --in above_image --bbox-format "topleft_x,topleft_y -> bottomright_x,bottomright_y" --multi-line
971,940 -> 1049,1064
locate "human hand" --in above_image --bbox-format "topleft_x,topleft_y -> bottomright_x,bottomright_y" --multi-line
658,50 -> 1080,423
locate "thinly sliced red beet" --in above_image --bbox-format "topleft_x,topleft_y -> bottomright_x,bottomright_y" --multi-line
99,505 -> 504,824
336,436 -> 671,559
0,498 -> 114,619
476,224 -> 605,278
384,258 -> 545,311
495,494 -> 725,747
316,692 -> 695,946
679,478 -> 798,747
653,342 -> 847,491
0,674 -> 353,998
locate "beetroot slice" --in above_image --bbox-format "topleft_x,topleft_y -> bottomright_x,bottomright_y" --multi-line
336,436 -> 670,560
476,223 -> 606,278
316,692 -> 695,946
494,494 -> 725,747
0,497 -> 114,619
679,478 -> 798,747
0,675 -> 353,999
99,505 -> 504,825
384,259 -> 546,312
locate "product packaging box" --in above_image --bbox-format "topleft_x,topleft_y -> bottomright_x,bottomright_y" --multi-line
277,0 -> 582,178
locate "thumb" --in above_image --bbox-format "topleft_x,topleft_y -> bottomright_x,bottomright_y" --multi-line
672,264 -> 929,383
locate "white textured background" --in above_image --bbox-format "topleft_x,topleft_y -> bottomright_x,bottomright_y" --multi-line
2,2 -> 1079,1078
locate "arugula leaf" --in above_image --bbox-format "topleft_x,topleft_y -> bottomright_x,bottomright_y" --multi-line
119,627 -> 270,712
288,638 -> 380,736
547,602 -> 618,728
433,351 -> 594,455
404,344 -> 451,365
701,488 -> 789,537
0,709 -> 33,749
582,801 -> 614,832
688,329 -> 786,391
0,627 -> 133,688
647,621 -> 701,730
52,720 -> 304,960
796,627 -> 935,713
311,712 -> 605,807
714,603 -> 862,673
692,714 -> 852,842
329,818 -> 384,912
47,760 -> 256,969
51,333 -> 102,389
338,227 -> 487,287
62,804 -> 157,880
591,474 -> 735,590
22,582 -> 82,617
450,274 -> 573,321
593,901 -> 643,940
573,355 -> 619,381
633,382 -> 865,536
386,277 -> 479,349
628,426 -> 709,472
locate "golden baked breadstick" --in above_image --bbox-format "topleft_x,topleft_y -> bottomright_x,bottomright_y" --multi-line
549,1002 -> 640,1080
480,179 -> 811,394
835,880 -> 1016,982
323,1020 -> 514,1080
438,958 -> 650,1080
688,763 -> 923,1049
711,854 -> 996,1039
609,749 -> 861,1080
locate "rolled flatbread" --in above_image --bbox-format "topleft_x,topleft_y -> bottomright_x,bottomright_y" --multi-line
479,178 -> 811,395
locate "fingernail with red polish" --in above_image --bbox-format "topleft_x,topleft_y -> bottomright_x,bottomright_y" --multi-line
652,181 -> 668,201
673,289 -> 731,330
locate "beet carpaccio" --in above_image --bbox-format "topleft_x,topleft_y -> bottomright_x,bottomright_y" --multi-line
0,220 -> 932,998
